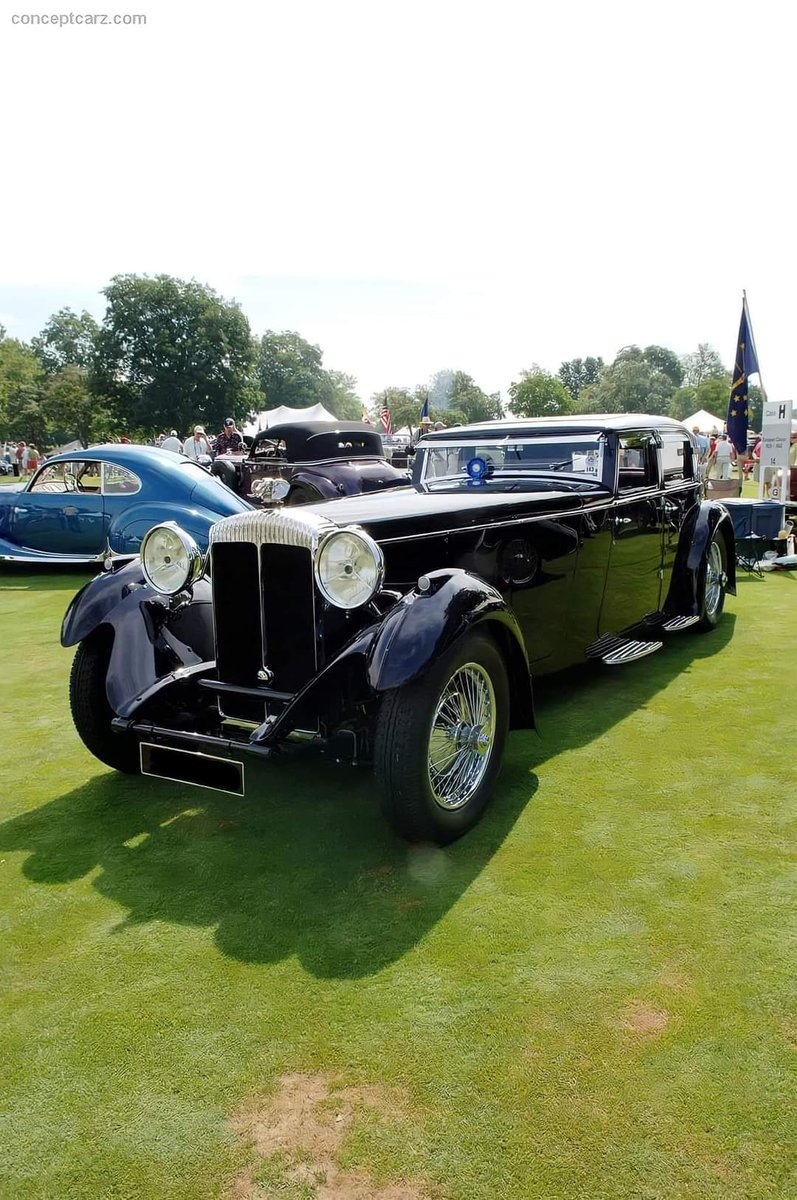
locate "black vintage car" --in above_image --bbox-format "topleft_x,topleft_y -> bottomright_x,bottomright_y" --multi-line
63,415 -> 736,844
211,420 -> 408,505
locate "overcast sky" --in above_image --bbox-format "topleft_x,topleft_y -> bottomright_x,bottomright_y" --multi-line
1,0 -> 793,406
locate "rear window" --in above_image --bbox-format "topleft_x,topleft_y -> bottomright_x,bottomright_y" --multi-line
660,432 -> 694,483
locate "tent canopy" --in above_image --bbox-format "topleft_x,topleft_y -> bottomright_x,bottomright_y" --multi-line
243,403 -> 336,437
683,409 -> 725,433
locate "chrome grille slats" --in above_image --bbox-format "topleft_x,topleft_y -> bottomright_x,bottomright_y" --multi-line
209,508 -> 337,549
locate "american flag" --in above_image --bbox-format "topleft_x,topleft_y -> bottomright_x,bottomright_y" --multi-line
380,406 -> 392,436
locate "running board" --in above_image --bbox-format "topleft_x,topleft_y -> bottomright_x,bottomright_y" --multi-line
661,614 -> 700,632
586,633 -> 664,666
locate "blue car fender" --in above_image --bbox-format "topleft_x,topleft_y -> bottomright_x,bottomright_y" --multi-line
108,501 -> 225,556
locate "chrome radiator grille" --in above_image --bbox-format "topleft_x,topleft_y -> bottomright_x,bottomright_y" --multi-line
211,510 -> 337,716
209,507 -> 336,550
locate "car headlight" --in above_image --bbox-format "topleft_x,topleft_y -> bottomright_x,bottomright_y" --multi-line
141,522 -> 204,595
314,526 -> 384,609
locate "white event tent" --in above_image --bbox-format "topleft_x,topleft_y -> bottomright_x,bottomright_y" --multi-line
683,408 -> 725,432
243,404 -> 336,438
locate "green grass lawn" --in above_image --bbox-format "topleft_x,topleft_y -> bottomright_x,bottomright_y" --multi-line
1,566 -> 795,1199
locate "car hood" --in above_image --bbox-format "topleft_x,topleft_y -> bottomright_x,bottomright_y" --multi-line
302,481 -> 610,540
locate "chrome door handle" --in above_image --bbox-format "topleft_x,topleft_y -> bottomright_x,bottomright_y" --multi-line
614,517 -> 632,525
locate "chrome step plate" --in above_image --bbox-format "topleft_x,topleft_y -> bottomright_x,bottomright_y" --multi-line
602,639 -> 664,666
661,614 -> 700,632
586,633 -> 664,665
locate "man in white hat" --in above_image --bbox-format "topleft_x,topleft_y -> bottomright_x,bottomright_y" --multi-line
161,430 -> 182,453
182,425 -> 211,460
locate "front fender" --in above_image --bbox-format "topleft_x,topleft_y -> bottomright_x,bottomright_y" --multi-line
368,569 -> 534,728
252,569 -> 535,745
62,563 -> 215,716
666,500 -> 737,616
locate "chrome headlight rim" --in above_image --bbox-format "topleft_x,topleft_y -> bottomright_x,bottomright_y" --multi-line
313,525 -> 385,610
140,521 -> 204,595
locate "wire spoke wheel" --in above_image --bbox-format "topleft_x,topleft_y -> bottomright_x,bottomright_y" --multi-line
374,631 -> 510,843
704,539 -> 725,618
427,662 -> 496,811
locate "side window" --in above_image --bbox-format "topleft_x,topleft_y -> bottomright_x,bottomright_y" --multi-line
617,433 -> 658,492
660,433 -> 693,484
29,463 -> 69,493
73,463 -> 102,492
102,463 -> 141,495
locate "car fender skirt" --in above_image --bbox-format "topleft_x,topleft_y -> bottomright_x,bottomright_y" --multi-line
367,569 -> 535,730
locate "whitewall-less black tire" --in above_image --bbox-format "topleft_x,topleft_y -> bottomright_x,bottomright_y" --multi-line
69,632 -> 140,773
374,631 -> 509,843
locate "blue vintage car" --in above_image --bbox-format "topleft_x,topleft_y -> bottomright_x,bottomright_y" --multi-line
0,444 -> 252,564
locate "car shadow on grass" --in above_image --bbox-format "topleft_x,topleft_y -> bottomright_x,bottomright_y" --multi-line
0,616 -> 735,979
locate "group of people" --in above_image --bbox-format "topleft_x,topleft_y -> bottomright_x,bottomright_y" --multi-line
156,418 -> 246,460
691,427 -> 739,479
2,440 -> 42,477
692,424 -> 797,497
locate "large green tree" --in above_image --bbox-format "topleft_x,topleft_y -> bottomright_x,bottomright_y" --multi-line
254,332 -> 365,419
255,331 -> 328,410
93,275 -> 260,436
576,345 -> 680,416
370,387 -> 423,435
509,368 -> 573,417
681,343 -> 725,389
557,357 -> 603,402
423,370 -> 502,427
324,370 -> 363,420
0,337 -> 47,442
42,365 -> 115,448
32,308 -> 100,374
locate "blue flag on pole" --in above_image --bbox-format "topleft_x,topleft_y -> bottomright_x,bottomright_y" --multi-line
727,295 -> 760,452
420,395 -> 430,422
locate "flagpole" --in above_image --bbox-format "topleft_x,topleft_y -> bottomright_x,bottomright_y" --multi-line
741,292 -> 770,500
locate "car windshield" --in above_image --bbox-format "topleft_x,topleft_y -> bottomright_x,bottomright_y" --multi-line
419,435 -> 606,490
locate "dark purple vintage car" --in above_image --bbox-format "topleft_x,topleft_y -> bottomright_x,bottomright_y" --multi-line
211,420 -> 408,506
63,414 -> 736,844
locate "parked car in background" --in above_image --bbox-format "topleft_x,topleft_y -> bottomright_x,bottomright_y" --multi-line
64,415 -> 736,843
0,444 -> 252,564
211,420 -> 409,505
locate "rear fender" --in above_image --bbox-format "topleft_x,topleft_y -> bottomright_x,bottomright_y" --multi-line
665,500 -> 737,616
289,470 -> 341,499
108,502 -> 220,556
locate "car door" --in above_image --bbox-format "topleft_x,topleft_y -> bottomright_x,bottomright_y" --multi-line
599,431 -> 665,634
11,459 -> 107,556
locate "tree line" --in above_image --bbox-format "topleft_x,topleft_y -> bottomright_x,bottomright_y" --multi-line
0,272 -> 753,449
